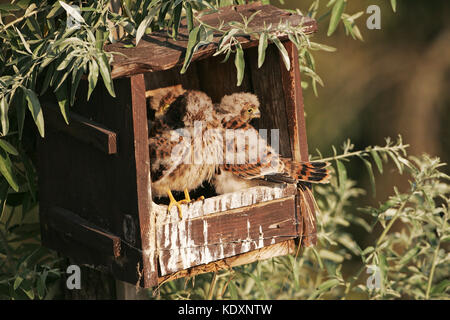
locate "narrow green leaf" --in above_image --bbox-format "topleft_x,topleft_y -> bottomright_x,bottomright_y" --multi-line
181,25 -> 201,74
0,180 -> 9,221
36,278 -> 45,300
0,149 -> 19,192
361,157 -> 376,197
327,0 -> 346,36
14,92 -> 26,141
136,5 -> 159,45
308,279 -> 340,300
362,246 -> 374,256
54,81 -> 69,124
370,150 -> 383,174
387,150 -> 403,174
87,59 -> 99,101
257,32 -> 268,68
46,2 -> 63,19
319,249 -> 344,263
234,43 -> 245,86
40,64 -> 54,96
22,287 -> 35,300
390,0 -> 397,12
23,88 -> 45,137
336,159 -> 347,190
56,52 -> 75,71
59,1 -> 85,24
184,2 -> 194,33
272,37 -> 290,71
171,2 -> 182,39
97,54 -> 115,97
14,276 -> 23,290
70,67 -> 83,106
15,28 -> 32,55
309,41 -> 337,52
0,139 -> 18,156
0,97 -> 9,136
311,247 -> 324,269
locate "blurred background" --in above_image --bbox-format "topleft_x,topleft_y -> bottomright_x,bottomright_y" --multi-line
280,0 -> 450,200
279,0 -> 450,265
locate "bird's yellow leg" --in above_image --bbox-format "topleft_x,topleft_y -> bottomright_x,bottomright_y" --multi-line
178,188 -> 191,204
166,188 -> 183,219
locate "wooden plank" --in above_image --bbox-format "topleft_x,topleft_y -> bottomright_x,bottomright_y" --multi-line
106,4 -> 317,78
46,207 -> 121,258
44,103 -> 117,155
196,53 -> 252,103
158,240 -> 295,284
155,183 -> 297,223
38,78 -> 145,285
248,44 -> 292,157
279,41 -> 317,247
130,74 -> 158,288
157,195 -> 297,276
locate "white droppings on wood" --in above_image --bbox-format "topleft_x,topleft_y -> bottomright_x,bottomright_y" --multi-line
154,183 -> 297,275
201,220 -> 212,264
177,220 -> 189,270
154,183 -> 292,226
241,219 -> 252,253
258,225 -> 264,249
186,219 -> 197,267
166,221 -> 179,273
219,238 -> 225,258
164,222 -> 170,249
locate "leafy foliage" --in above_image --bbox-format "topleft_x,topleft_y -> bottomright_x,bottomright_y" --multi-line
150,139 -> 449,300
0,207 -> 62,300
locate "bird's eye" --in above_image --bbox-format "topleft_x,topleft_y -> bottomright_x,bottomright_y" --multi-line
247,108 -> 253,113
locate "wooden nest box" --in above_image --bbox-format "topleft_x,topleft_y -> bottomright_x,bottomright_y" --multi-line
38,3 -> 318,288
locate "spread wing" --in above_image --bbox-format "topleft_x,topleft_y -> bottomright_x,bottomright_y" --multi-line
221,118 -> 285,179
221,117 -> 330,183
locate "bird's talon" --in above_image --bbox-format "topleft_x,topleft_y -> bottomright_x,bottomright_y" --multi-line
166,188 -> 185,219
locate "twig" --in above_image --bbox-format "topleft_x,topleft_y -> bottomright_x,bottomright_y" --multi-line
425,239 -> 441,300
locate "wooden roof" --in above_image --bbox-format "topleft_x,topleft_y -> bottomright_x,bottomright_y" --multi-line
105,3 -> 317,79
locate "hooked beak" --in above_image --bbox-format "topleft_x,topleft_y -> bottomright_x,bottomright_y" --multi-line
252,110 -> 261,119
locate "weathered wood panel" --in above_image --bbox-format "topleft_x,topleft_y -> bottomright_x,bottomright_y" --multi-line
46,207 -> 122,258
196,53 -> 252,103
44,102 -> 117,155
38,78 -> 145,285
130,74 -> 158,287
106,4 -> 317,78
279,41 -> 317,247
248,44 -> 292,158
158,240 -> 296,284
155,184 -> 298,275
144,64 -> 200,92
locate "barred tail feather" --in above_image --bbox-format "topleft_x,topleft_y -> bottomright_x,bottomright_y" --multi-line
283,160 -> 331,184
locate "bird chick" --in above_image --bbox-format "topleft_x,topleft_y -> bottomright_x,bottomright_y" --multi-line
215,92 -> 261,123
212,93 -> 330,195
149,90 -> 223,218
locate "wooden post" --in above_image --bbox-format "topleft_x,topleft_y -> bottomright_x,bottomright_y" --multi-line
280,41 -> 317,247
130,74 -> 158,288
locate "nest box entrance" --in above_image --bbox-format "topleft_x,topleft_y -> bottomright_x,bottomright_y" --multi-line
38,3 -> 319,288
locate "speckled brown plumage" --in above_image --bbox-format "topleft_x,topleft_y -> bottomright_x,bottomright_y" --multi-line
149,90 -> 223,198
212,93 -> 330,195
